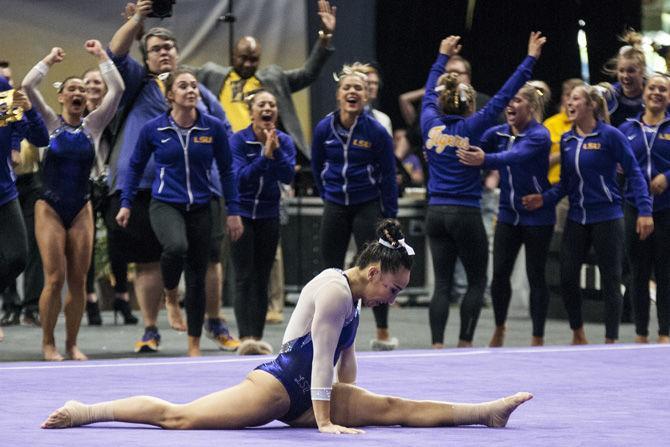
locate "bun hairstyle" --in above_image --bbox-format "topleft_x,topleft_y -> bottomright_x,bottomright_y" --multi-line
355,219 -> 414,273
519,80 -> 551,122
603,29 -> 647,77
575,83 -> 613,123
436,72 -> 475,116
333,62 -> 370,87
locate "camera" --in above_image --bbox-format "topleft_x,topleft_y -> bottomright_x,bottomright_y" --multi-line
148,0 -> 176,19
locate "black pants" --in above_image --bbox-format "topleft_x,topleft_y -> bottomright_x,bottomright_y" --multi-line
426,206 -> 488,343
320,200 -> 389,329
1,174 -> 42,312
490,222 -> 554,337
560,218 -> 624,340
231,217 -> 280,339
149,199 -> 211,338
0,199 -> 28,292
624,204 -> 670,337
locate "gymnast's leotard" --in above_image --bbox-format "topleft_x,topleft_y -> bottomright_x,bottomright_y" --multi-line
40,121 -> 95,228
256,268 -> 360,422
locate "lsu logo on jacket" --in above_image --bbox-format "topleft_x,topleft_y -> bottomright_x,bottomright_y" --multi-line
193,135 -> 213,144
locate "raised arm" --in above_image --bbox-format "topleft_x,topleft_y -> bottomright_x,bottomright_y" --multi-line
83,40 -> 125,139
21,48 -> 64,132
420,35 -> 462,132
463,32 -> 546,136
398,87 -> 425,126
109,0 -> 152,57
284,0 -> 336,92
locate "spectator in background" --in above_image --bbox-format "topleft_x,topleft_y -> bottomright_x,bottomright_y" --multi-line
22,41 -> 124,360
0,61 -> 44,328
117,67 -> 241,357
618,73 -> 670,344
421,33 -> 545,348
359,64 -> 392,136
457,81 -> 554,347
394,128 -> 424,190
311,63 -> 399,351
105,0 -> 241,353
0,72 -> 50,343
523,84 -> 653,345
543,78 -> 584,233
230,89 -> 296,354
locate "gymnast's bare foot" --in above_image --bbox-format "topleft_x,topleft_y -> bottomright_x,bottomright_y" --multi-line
489,326 -> 505,347
658,335 -> 670,344
165,291 -> 186,332
531,336 -> 544,346
571,328 -> 588,345
43,344 -> 64,361
66,345 -> 88,361
41,400 -> 82,428
635,335 -> 649,343
484,392 -> 534,427
457,339 -> 472,348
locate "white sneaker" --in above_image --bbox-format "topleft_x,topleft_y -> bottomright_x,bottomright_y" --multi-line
370,337 -> 399,351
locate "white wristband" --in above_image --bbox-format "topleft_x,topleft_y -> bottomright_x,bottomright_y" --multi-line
311,387 -> 332,401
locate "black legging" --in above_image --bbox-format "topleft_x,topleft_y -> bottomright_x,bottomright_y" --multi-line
231,217 -> 280,339
490,222 -> 554,338
0,199 -> 28,292
149,199 -> 211,338
426,205 -> 488,343
624,204 -> 670,337
319,200 -> 389,329
560,218 -> 624,340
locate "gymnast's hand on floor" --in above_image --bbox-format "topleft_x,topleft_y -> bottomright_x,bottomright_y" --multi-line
318,422 -> 365,435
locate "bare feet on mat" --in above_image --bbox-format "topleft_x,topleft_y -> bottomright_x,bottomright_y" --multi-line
531,336 -> 544,346
635,335 -> 649,343
604,338 -> 616,344
571,328 -> 588,345
0,326 -> 3,342
66,345 -> 88,361
43,344 -> 64,361
489,326 -> 505,347
41,400 -> 81,428
457,339 -> 472,348
432,343 -> 444,349
165,293 -> 186,332
484,392 -> 534,428
658,335 -> 670,344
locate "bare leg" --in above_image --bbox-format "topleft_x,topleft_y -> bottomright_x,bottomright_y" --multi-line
135,262 -> 162,328
489,325 -> 505,347
42,370 -> 289,430
35,201 -> 66,362
63,204 -> 93,361
164,287 -> 186,332
325,384 -> 532,428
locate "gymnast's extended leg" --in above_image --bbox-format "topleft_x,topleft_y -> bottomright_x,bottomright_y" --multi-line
289,383 -> 532,428
41,370 -> 289,429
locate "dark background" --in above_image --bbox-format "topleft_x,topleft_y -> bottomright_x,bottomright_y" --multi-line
308,0 -> 641,131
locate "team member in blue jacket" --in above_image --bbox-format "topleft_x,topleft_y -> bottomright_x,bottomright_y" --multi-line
457,82 -> 554,347
106,5 -> 240,352
230,89 -> 296,349
604,31 -> 646,128
618,73 -> 670,344
117,67 -> 242,357
523,84 -> 653,344
0,79 -> 49,323
311,63 -> 399,351
421,32 -> 545,348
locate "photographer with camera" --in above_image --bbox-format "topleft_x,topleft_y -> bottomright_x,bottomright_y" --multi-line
105,0 -> 242,355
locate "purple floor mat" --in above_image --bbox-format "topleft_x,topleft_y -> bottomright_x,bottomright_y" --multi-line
1,344 -> 668,446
